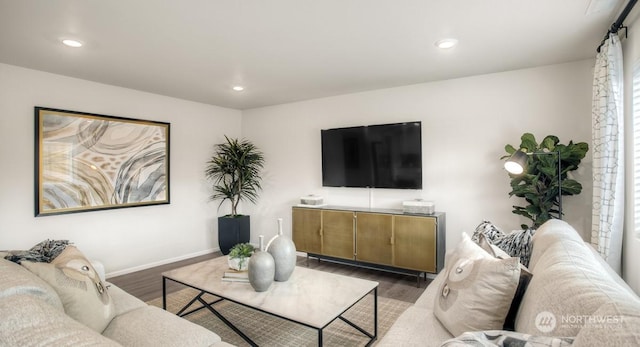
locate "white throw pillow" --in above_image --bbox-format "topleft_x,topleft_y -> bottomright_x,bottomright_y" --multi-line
477,233 -> 533,331
434,233 -> 521,336
22,246 -> 115,333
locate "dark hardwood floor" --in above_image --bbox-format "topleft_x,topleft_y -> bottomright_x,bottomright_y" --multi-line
108,252 -> 429,303
108,252 -> 219,302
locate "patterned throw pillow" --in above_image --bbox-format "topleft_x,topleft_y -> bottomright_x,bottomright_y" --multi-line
22,246 -> 115,332
441,330 -> 574,346
473,221 -> 535,267
472,220 -> 505,244
494,228 -> 535,267
434,233 -> 521,337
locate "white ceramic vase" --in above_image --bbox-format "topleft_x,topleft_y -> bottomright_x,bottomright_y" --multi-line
248,235 -> 275,292
266,218 -> 297,282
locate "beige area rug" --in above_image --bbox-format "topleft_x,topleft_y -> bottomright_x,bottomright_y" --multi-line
147,287 -> 411,347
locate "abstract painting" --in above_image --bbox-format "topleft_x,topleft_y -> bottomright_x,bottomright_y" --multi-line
35,107 -> 170,216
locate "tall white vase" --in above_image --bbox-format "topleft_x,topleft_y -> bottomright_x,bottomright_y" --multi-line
266,218 -> 297,282
248,235 -> 275,292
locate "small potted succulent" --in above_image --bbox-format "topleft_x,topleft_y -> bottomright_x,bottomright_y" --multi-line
227,243 -> 255,271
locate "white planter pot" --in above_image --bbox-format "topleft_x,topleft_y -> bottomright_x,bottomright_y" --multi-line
228,256 -> 250,271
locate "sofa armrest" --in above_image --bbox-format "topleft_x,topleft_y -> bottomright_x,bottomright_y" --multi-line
0,294 -> 121,346
585,243 -> 637,296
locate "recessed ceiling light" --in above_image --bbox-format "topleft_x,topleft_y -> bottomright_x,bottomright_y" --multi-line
232,86 -> 245,92
435,38 -> 458,49
62,39 -> 83,48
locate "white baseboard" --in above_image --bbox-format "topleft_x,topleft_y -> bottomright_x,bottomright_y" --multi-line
105,248 -> 218,279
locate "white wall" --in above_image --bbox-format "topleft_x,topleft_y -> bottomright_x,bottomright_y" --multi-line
0,60 -> 597,279
241,60 -> 595,253
622,9 -> 640,295
0,63 -> 241,276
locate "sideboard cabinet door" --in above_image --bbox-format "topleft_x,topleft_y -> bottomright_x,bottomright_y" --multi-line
321,210 -> 355,260
393,215 -> 437,273
355,212 -> 393,266
292,207 -> 322,254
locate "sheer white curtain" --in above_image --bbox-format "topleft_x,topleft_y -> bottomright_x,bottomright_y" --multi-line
592,33 -> 624,274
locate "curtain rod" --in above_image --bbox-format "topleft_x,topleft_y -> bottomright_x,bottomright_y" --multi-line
596,0 -> 638,52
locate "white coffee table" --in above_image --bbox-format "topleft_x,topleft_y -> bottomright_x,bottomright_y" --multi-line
162,256 -> 379,346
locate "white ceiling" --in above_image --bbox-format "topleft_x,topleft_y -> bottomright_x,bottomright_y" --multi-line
0,0 -> 625,110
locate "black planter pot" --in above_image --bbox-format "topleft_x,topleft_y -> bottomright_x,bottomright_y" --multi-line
218,215 -> 250,255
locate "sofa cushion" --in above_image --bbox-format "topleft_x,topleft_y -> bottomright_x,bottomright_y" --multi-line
515,219 -> 640,337
0,294 -> 121,346
0,258 -> 63,311
414,269 -> 445,310
105,282 -> 147,316
102,305 -> 223,347
376,271 -> 453,347
378,306 -> 453,347
379,271 -> 453,346
22,246 -> 116,333
434,233 -> 520,336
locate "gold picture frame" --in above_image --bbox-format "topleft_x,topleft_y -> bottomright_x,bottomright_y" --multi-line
35,107 -> 170,216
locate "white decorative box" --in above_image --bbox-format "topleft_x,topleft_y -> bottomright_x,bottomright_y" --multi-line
300,195 -> 324,206
402,200 -> 435,215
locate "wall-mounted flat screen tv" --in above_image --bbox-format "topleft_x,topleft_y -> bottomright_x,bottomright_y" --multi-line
321,121 -> 422,189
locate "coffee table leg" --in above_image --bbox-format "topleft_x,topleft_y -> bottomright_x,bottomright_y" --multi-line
373,286 -> 378,341
162,276 -> 167,310
336,287 -> 378,346
197,296 -> 258,347
318,328 -> 323,346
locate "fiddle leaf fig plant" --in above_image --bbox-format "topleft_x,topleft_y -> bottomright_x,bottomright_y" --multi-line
502,133 -> 588,229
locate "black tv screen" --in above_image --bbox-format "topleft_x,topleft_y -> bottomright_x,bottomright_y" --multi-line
321,122 -> 422,189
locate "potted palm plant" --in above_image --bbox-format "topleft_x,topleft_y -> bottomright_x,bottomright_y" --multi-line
205,136 -> 265,255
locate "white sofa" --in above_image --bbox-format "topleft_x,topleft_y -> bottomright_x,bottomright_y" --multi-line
0,257 -> 234,346
378,219 -> 640,346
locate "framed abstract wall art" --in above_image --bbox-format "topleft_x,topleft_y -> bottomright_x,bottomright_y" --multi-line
35,107 -> 170,216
